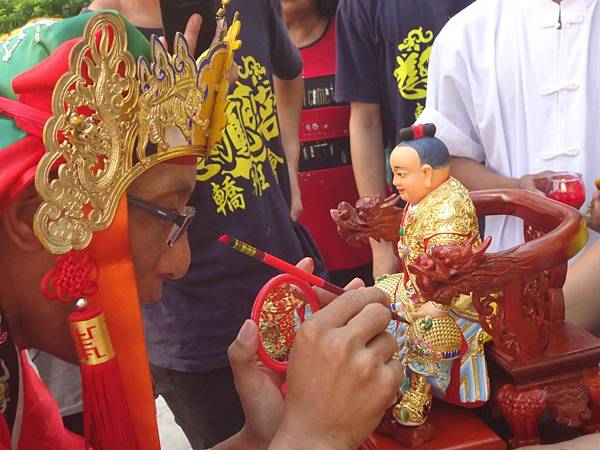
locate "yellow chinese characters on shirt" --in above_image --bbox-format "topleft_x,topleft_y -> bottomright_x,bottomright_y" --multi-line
393,27 -> 434,119
196,56 -> 284,215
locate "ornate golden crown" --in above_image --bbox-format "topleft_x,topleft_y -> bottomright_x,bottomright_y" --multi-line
34,10 -> 241,254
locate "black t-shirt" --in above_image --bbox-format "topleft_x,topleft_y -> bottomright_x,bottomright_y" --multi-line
335,0 -> 472,148
142,0 -> 321,371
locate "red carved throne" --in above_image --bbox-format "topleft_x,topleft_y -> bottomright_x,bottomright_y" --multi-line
334,189 -> 600,449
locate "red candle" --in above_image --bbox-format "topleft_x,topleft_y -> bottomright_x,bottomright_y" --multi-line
546,172 -> 586,209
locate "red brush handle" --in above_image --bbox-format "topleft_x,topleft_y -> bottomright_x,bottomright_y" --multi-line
262,253 -> 345,295
219,234 -> 346,296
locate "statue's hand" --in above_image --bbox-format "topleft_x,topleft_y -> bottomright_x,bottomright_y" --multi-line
413,301 -> 449,320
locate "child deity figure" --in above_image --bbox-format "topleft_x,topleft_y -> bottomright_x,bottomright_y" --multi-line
374,124 -> 490,426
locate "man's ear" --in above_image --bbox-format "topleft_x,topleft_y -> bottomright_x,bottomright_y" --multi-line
422,164 -> 434,189
1,184 -> 44,252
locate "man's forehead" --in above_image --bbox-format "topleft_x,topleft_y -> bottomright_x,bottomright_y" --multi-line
158,162 -> 197,191
129,162 -> 197,197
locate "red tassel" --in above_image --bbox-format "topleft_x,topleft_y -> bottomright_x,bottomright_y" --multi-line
69,300 -> 138,450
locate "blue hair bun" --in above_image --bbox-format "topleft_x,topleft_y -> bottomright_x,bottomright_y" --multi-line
396,123 -> 449,169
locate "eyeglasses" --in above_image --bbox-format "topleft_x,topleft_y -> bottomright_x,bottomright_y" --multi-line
127,194 -> 196,247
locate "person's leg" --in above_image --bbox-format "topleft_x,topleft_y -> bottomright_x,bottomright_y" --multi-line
151,363 -> 245,449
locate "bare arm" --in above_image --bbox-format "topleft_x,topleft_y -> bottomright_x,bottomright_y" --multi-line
564,237 -> 600,336
450,156 -> 518,191
214,430 -> 345,450
349,102 -> 398,277
274,73 -> 304,221
349,102 -> 386,198
451,156 -> 557,195
212,430 -> 262,450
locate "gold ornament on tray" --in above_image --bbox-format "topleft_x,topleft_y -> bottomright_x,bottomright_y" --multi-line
258,283 -> 304,362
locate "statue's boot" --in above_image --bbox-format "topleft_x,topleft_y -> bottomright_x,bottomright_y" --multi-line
393,373 -> 432,426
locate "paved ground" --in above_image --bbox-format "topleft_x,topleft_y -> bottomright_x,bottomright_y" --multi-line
156,396 -> 192,450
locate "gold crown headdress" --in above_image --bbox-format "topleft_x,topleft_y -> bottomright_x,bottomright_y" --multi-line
34,11 -> 241,254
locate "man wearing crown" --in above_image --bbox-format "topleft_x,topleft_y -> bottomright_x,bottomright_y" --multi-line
0,10 -> 401,450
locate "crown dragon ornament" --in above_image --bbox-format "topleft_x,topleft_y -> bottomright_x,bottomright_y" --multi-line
34,10 -> 241,254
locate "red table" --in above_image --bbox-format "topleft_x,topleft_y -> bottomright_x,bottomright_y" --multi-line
372,401 -> 506,450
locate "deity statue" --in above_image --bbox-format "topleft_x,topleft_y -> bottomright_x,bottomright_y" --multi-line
335,124 -> 490,427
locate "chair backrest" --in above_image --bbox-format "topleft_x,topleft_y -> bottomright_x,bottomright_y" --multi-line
469,189 -> 586,361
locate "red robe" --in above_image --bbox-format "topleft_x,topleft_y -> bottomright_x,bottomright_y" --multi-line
0,351 -> 85,450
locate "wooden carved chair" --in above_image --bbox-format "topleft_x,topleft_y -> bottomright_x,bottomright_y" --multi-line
334,189 -> 600,448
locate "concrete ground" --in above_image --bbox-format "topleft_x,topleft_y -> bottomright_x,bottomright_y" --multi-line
156,396 -> 192,450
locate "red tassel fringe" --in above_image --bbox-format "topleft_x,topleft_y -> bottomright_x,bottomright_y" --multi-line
80,359 -> 139,450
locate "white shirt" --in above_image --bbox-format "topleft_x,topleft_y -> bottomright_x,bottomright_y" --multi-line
418,0 -> 600,252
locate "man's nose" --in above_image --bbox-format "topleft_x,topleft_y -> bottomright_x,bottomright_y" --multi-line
162,235 -> 192,280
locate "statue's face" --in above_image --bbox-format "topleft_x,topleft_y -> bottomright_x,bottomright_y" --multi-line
390,146 -> 432,204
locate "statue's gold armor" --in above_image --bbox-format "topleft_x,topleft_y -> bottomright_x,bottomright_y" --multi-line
375,177 -> 488,426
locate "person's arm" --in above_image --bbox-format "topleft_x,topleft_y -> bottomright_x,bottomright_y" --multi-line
336,0 -> 384,200
349,101 -> 398,277
564,237 -> 600,336
335,0 -> 399,277
349,102 -> 386,198
450,157 -> 517,191
265,0 -> 304,221
212,430 -> 264,450
274,73 -> 304,221
585,190 -> 600,233
451,156 -> 560,195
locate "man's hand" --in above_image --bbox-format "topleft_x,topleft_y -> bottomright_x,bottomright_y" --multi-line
585,190 -> 600,233
221,258 -> 368,449
516,170 -> 557,195
227,320 -> 285,449
289,171 -> 303,222
175,13 -> 203,55
161,14 -> 238,85
271,288 -> 403,449
295,257 -> 365,305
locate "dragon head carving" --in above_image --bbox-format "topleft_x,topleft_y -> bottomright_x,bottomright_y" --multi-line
408,235 -> 493,305
331,194 -> 403,249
